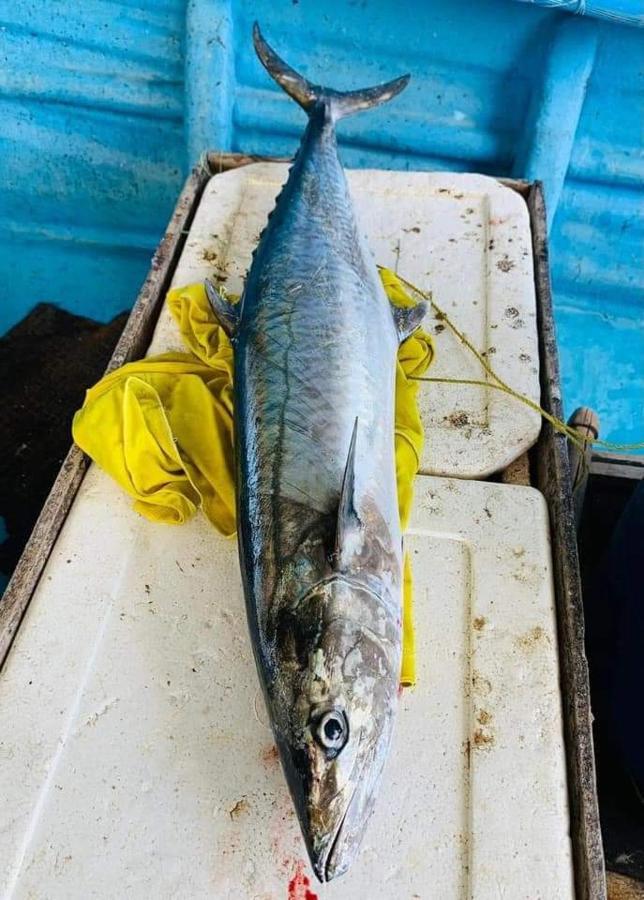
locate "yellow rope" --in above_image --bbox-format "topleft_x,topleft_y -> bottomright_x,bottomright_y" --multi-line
385,268 -> 644,455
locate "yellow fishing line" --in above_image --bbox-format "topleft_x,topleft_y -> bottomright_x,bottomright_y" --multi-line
381,267 -> 644,455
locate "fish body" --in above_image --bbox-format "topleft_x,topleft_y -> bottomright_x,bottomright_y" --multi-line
205,25 -> 422,882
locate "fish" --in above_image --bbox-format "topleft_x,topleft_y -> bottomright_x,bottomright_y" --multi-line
205,24 -> 424,883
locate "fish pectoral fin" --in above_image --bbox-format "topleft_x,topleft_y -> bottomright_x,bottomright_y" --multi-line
335,418 -> 362,571
391,301 -> 428,343
205,279 -> 240,339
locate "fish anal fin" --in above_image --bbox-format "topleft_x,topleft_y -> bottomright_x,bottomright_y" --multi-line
392,300 -> 428,343
205,279 -> 240,339
335,418 -> 362,571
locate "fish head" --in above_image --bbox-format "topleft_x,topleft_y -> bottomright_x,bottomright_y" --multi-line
271,574 -> 401,882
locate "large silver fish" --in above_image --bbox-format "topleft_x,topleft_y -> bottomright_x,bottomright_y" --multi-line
205,24 -> 424,882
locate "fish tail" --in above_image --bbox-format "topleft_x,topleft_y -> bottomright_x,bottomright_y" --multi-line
252,23 -> 409,120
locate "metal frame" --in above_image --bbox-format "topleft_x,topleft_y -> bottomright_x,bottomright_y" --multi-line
0,156 -> 606,899
529,183 -> 606,899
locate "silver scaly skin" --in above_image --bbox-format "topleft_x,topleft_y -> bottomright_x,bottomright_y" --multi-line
205,24 -> 424,882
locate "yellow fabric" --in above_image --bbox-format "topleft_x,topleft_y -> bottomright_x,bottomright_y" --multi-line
72,269 -> 433,686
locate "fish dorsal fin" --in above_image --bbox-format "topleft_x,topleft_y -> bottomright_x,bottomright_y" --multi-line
335,418 -> 362,571
205,279 -> 240,339
391,300 -> 428,343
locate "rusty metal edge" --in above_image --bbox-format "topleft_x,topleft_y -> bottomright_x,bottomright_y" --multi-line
0,162 -> 212,671
205,152 -> 534,199
206,150 -> 289,172
528,181 -> 607,900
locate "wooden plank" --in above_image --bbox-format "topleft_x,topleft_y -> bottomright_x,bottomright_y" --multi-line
568,407 -> 600,529
591,460 -> 644,479
590,452 -> 644,480
0,163 -> 211,670
529,181 -> 606,900
591,451 -> 644,467
569,407 -> 600,488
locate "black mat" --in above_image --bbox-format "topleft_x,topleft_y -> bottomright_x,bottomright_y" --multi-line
0,304 -> 128,589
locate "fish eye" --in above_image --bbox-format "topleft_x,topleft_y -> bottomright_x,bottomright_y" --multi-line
314,709 -> 349,753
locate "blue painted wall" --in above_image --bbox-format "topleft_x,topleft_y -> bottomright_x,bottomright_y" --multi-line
1,0 -> 642,447
1,1 -> 185,333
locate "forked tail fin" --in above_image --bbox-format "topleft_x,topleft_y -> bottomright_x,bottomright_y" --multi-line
252,22 -> 409,120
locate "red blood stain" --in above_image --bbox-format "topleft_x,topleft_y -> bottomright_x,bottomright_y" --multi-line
287,860 -> 318,900
260,744 -> 280,767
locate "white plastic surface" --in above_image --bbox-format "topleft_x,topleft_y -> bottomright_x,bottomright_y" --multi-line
0,471 -> 574,899
149,165 -> 542,477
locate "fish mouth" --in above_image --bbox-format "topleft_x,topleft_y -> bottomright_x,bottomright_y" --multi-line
311,786 -> 357,883
305,732 -> 383,882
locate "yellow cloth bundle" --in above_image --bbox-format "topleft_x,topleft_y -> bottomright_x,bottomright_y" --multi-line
72,269 -> 433,685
